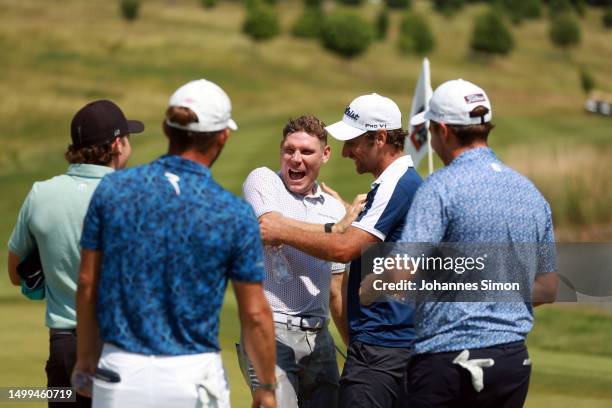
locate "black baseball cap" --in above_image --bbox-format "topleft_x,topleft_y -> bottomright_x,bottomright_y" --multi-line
70,100 -> 144,148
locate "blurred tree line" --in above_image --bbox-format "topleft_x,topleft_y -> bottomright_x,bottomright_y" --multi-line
118,0 -> 612,60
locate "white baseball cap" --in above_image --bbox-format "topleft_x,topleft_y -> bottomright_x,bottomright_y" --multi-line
325,93 -> 403,141
167,79 -> 238,132
410,79 -> 492,127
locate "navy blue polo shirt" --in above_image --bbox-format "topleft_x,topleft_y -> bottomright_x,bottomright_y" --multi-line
348,155 -> 422,348
81,155 -> 265,356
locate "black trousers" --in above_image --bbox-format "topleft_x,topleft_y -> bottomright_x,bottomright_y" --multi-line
46,329 -> 91,408
401,341 -> 531,408
339,341 -> 412,408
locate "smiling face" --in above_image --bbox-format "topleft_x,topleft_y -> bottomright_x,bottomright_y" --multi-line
341,133 -> 378,175
280,131 -> 331,195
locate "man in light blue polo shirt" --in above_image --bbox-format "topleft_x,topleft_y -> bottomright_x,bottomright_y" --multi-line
7,100 -> 142,408
398,79 -> 559,408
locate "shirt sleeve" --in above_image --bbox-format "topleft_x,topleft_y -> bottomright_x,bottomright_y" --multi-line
8,186 -> 37,259
400,181 -> 447,244
331,262 -> 348,274
242,167 -> 283,217
536,202 -> 557,275
228,203 -> 266,282
326,198 -> 348,274
351,184 -> 390,241
80,177 -> 108,251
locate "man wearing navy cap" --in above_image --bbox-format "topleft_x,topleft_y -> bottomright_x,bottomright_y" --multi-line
7,100 -> 142,408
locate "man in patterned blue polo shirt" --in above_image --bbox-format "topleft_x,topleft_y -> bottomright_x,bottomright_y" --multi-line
398,79 -> 559,408
73,79 -> 277,408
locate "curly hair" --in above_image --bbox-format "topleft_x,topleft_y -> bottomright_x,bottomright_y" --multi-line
64,141 -> 114,165
282,115 -> 328,145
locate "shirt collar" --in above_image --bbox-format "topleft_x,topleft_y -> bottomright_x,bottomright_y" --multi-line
66,164 -> 114,178
303,181 -> 325,203
156,154 -> 211,177
450,146 -> 496,167
275,170 -> 325,203
371,155 -> 414,188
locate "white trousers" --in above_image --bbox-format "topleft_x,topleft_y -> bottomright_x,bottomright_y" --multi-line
93,343 -> 230,408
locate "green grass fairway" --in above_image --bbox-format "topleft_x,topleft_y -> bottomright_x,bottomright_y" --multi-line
2,298 -> 612,407
1,0 -> 612,406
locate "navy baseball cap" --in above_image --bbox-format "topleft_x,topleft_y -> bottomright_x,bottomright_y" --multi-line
70,100 -> 144,148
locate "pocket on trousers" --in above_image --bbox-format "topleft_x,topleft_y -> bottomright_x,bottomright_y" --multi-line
195,360 -> 230,408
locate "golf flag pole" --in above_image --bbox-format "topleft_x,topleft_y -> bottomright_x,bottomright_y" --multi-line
405,57 -> 434,175
427,121 -> 433,175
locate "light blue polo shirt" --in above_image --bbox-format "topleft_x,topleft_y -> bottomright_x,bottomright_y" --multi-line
8,164 -> 114,329
399,147 -> 556,354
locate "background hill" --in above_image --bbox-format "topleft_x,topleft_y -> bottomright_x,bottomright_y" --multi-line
1,0 -> 611,406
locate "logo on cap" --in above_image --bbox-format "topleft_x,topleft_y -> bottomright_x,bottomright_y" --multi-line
114,129 -> 121,137
344,106 -> 360,121
464,94 -> 486,104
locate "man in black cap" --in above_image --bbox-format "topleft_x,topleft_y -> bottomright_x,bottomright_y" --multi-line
7,100 -> 143,408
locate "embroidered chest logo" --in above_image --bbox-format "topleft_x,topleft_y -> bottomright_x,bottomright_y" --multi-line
490,163 -> 502,173
344,106 -> 360,121
164,172 -> 181,195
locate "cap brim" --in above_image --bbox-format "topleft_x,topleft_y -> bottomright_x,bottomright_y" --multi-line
228,118 -> 238,131
127,120 -> 145,134
325,121 -> 365,141
409,111 -> 427,127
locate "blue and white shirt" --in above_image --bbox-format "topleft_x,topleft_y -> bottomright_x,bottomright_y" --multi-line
348,155 -> 422,348
399,147 -> 556,354
81,155 -> 265,356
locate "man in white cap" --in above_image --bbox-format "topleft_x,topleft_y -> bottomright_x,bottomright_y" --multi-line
73,79 -> 277,408
259,94 -> 422,408
397,79 -> 558,407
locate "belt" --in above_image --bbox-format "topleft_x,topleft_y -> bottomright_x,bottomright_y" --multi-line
272,312 -> 326,330
50,328 -> 76,336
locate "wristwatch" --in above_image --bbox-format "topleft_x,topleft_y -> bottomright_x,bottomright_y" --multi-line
257,382 -> 278,391
324,223 -> 335,233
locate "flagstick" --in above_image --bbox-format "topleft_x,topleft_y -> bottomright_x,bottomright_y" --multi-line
427,128 -> 434,175
424,57 -> 433,175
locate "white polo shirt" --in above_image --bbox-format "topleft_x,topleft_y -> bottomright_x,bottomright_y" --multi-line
243,167 -> 347,319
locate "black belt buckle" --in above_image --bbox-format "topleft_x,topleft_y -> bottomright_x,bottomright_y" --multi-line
299,317 -> 323,331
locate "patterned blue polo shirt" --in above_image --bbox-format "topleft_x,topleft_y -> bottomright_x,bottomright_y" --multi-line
81,155 -> 265,356
399,147 -> 556,354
